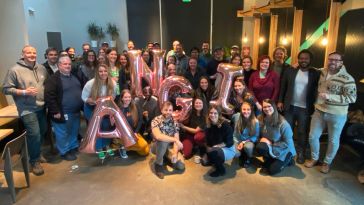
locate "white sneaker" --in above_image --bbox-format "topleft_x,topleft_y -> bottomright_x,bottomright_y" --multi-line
194,155 -> 201,164
120,146 -> 128,159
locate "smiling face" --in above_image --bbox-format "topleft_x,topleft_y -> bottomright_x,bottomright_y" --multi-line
107,50 -> 118,64
199,78 -> 209,91
260,58 -> 270,71
234,81 -> 245,95
262,101 -> 274,116
327,53 -> 343,74
47,50 -> 58,65
242,57 -> 252,70
58,57 -> 72,75
241,103 -> 252,119
194,99 -> 204,112
119,55 -> 128,67
202,43 -> 209,54
167,64 -> 176,76
274,49 -> 285,63
22,46 -> 37,64
87,51 -> 96,63
231,56 -> 241,66
98,65 -> 109,81
298,52 -> 311,69
189,58 -> 197,71
121,92 -> 132,107
161,104 -> 173,118
209,108 -> 219,124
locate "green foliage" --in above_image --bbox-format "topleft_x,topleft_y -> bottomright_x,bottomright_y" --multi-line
106,23 -> 120,40
87,22 -> 104,40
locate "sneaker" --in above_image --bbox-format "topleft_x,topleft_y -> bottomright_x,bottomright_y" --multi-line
107,148 -> 115,157
154,163 -> 165,179
31,162 -> 44,176
194,156 -> 202,164
97,151 -> 106,160
304,159 -> 318,168
320,163 -> 330,174
173,160 -> 185,171
61,152 -> 77,161
119,146 -> 128,159
39,155 -> 47,163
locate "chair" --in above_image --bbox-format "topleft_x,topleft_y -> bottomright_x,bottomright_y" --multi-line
0,131 -> 30,203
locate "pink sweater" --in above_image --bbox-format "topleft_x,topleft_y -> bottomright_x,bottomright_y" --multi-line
248,70 -> 280,103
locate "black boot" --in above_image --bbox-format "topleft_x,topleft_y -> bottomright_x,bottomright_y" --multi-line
154,163 -> 165,179
243,158 -> 252,168
209,164 -> 226,177
296,151 -> 305,164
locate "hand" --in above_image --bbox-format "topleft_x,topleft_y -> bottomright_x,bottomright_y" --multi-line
256,102 -> 262,111
237,142 -> 244,151
260,137 -> 272,145
319,93 -> 329,100
142,111 -> 148,118
292,63 -> 299,69
175,139 -> 183,150
277,102 -> 284,112
87,98 -> 96,105
53,113 -> 61,119
25,87 -> 38,96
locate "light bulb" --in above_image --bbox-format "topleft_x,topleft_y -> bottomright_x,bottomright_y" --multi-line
281,37 -> 288,45
243,37 -> 248,43
258,37 -> 265,44
321,37 -> 328,46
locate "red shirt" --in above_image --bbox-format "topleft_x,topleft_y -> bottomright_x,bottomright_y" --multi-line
248,70 -> 280,103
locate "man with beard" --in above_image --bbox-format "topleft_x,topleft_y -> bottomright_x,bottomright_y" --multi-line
304,51 -> 356,173
278,49 -> 320,164
198,42 -> 212,69
206,46 -> 227,86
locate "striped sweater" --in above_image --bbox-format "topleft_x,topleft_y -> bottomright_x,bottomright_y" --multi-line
315,66 -> 357,115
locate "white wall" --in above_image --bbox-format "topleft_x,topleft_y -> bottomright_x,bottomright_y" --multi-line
23,0 -> 129,60
0,0 -> 29,103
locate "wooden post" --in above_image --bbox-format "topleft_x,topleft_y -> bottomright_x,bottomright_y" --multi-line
268,14 -> 278,59
252,15 -> 261,68
324,1 -> 342,68
290,8 -> 303,65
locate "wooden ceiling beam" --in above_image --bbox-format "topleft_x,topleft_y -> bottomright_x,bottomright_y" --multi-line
237,0 -> 293,17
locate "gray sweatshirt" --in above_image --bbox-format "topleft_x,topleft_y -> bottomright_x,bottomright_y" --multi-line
2,59 -> 48,116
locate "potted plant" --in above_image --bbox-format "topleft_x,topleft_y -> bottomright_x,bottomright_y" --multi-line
106,23 -> 119,48
87,22 -> 104,47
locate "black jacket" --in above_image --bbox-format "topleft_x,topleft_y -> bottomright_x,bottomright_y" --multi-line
44,71 -> 83,123
43,61 -> 56,76
278,67 -> 320,115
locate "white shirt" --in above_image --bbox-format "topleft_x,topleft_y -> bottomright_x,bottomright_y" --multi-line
49,63 -> 58,73
292,69 -> 309,108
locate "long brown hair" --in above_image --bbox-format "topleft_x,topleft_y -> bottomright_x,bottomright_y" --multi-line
206,105 -> 226,128
90,64 -> 115,100
118,89 -> 138,128
260,98 -> 282,128
235,102 -> 257,136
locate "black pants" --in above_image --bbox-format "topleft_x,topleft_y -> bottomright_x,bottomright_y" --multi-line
256,142 -> 292,175
207,148 -> 225,168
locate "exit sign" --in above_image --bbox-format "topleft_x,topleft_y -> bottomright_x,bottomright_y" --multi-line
182,0 -> 191,2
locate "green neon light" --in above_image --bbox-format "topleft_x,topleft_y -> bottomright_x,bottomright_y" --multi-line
285,10 -> 347,64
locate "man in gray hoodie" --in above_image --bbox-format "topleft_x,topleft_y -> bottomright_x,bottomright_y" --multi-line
2,45 -> 48,176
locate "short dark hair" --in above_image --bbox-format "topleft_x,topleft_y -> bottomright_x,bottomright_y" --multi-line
329,51 -> 344,61
298,49 -> 313,61
190,47 -> 200,53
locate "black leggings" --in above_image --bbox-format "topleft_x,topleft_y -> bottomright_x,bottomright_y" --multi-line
256,142 -> 292,175
207,148 -> 225,166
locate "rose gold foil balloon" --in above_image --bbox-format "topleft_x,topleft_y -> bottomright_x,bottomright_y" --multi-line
210,63 -> 243,115
79,96 -> 137,153
150,49 -> 165,95
173,97 -> 193,122
128,49 -> 165,97
158,76 -> 193,122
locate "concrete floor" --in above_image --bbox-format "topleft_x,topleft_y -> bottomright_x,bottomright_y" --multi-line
1,144 -> 364,205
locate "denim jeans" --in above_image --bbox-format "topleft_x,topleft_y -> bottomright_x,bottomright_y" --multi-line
21,109 -> 47,164
52,113 -> 80,155
84,104 -> 111,150
284,105 -> 310,153
309,109 -> 347,164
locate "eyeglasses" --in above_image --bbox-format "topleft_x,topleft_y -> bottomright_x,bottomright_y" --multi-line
328,58 -> 342,62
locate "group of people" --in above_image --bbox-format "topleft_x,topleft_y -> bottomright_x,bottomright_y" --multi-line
2,40 -> 357,180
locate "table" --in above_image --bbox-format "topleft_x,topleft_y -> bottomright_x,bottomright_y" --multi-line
0,129 -> 14,141
0,104 -> 18,118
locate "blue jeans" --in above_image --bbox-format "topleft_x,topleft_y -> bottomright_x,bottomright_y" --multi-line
52,113 -> 80,155
309,110 -> 347,164
21,109 -> 47,164
284,105 -> 310,153
84,104 -> 112,150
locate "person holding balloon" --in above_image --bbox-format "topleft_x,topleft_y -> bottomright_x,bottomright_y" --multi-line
81,64 -> 118,159
193,76 -> 218,108
110,89 -> 149,158
105,48 -> 120,95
